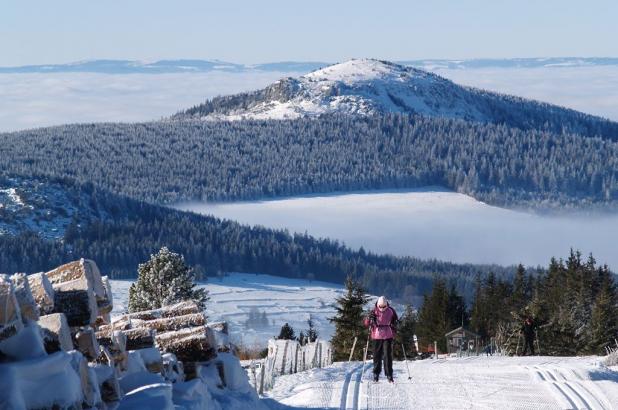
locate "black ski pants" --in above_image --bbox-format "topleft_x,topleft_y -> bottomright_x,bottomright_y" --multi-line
522,335 -> 535,355
373,338 -> 393,378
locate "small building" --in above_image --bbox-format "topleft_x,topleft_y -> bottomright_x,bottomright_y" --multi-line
445,327 -> 480,354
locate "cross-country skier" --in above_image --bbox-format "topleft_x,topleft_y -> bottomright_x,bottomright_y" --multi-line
364,296 -> 398,383
520,316 -> 537,355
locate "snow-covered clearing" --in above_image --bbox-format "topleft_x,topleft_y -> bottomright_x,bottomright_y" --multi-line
174,188 -> 618,271
265,356 -> 618,409
111,273 -> 354,347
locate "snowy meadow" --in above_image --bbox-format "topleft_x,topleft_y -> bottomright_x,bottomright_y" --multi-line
111,273 -> 357,347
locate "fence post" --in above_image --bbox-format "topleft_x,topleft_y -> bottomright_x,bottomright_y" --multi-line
348,336 -> 358,362
258,361 -> 266,395
281,340 -> 289,374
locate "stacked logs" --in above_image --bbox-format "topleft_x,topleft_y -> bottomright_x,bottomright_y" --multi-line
0,260 -> 119,408
103,301 -> 218,380
0,259 -> 229,408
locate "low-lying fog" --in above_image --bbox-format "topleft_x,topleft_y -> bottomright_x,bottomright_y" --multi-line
174,189 -> 618,270
2,65 -> 618,132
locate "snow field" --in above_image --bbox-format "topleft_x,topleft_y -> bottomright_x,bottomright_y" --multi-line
265,356 -> 618,409
112,273 -> 353,347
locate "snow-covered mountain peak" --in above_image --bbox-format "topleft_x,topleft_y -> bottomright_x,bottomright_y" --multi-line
304,58 -> 415,82
176,58 -> 495,121
175,58 -> 617,128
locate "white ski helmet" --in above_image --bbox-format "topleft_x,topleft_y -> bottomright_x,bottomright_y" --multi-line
377,296 -> 388,308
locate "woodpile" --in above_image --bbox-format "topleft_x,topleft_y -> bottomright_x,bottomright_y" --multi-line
0,274 -> 23,342
113,300 -> 200,322
53,287 -> 97,327
139,312 -> 206,332
45,259 -> 107,304
75,327 -> 100,360
27,272 -> 55,315
156,332 -> 216,363
0,258 -> 231,408
38,313 -> 73,353
124,327 -> 156,350
10,273 -> 40,322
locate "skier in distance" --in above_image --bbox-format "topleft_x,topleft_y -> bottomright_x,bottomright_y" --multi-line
364,296 -> 398,383
521,315 -> 537,356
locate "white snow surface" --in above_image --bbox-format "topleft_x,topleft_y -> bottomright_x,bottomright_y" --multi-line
197,59 -> 494,122
111,273 -> 363,348
264,356 -> 618,409
175,188 -> 618,271
0,351 -> 83,409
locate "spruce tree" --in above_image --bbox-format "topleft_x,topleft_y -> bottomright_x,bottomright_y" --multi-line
307,315 -> 318,342
394,305 -> 417,359
128,247 -> 209,312
470,274 -> 488,340
329,276 -> 370,361
416,277 -> 450,352
586,265 -> 618,354
277,323 -> 296,340
510,264 -> 528,312
447,283 -> 469,330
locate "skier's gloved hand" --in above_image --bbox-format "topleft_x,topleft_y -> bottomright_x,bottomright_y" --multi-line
369,311 -> 377,324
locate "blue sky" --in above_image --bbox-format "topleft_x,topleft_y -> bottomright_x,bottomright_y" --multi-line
2,0 -> 617,66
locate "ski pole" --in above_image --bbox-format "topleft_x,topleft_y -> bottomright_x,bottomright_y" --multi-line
401,343 -> 412,380
535,329 -> 541,355
515,333 -> 521,356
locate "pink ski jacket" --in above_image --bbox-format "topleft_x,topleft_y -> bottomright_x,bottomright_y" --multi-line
364,304 -> 398,340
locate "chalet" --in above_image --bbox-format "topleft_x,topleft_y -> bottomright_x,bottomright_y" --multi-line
445,326 -> 480,354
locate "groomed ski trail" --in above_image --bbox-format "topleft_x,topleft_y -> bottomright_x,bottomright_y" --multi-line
340,363 -> 370,410
528,364 -> 613,410
265,356 -> 618,410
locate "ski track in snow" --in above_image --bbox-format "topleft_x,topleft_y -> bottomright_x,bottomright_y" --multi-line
265,356 -> 617,410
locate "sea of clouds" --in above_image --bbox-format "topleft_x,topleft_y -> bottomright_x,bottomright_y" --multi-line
1,65 -> 617,132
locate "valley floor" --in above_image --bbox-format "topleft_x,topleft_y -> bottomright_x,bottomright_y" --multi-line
264,356 -> 618,410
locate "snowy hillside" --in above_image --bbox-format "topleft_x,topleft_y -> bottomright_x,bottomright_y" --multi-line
111,274 -> 378,347
176,59 -> 491,121
267,356 -> 618,409
0,177 -> 111,240
174,58 -> 618,134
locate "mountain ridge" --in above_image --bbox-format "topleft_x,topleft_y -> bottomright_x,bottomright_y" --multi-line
175,59 -> 618,140
2,57 -> 618,74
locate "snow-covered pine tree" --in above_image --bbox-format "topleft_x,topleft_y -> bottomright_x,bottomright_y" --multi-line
277,323 -> 296,340
128,247 -> 209,312
307,315 -> 318,342
329,276 -> 370,361
586,265 -> 618,354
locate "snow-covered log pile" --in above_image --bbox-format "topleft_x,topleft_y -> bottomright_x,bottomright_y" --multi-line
0,259 -> 266,409
107,301 -> 219,382
0,260 -> 119,409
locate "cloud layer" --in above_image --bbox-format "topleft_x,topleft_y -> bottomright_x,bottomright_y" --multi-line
1,66 -> 617,133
